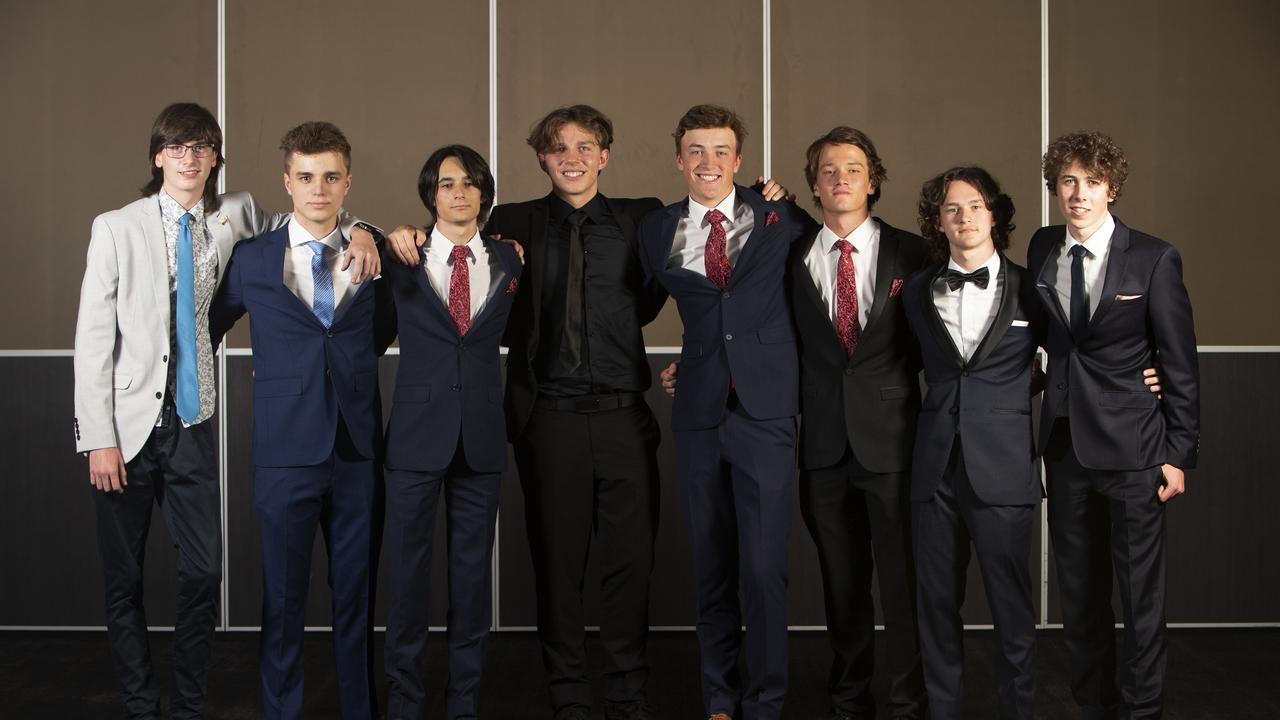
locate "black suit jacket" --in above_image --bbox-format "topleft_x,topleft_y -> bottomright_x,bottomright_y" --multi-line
1027,218 -> 1200,470
789,218 -> 929,472
903,254 -> 1045,504
484,193 -> 665,439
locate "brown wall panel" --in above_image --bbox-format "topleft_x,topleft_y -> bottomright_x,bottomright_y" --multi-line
772,0 -> 1042,255
224,0 -> 488,347
496,0 -> 764,346
1049,0 -> 1280,344
2,0 -> 216,349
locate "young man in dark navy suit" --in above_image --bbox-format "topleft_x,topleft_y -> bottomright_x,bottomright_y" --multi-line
210,122 -> 394,720
379,145 -> 522,720
1029,132 -> 1199,720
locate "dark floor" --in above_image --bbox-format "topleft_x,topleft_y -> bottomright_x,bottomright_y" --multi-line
1,628 -> 1277,719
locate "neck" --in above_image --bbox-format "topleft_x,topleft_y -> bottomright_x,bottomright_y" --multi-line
691,188 -> 732,209
823,208 -> 870,239
163,183 -> 203,211
554,185 -> 598,209
296,216 -> 338,241
950,245 -> 996,272
437,219 -> 478,245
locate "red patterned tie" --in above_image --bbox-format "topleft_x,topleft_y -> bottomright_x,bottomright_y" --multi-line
834,239 -> 860,356
704,208 -> 731,289
448,245 -> 471,336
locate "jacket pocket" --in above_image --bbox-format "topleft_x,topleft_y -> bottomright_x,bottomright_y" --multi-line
1099,391 -> 1157,409
255,377 -> 302,397
880,386 -> 910,400
990,408 -> 1031,415
111,374 -> 133,389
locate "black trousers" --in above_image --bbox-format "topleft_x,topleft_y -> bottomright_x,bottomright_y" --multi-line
514,399 -> 660,713
92,404 -> 221,720
799,446 -> 926,719
913,443 -> 1036,720
1045,420 -> 1168,720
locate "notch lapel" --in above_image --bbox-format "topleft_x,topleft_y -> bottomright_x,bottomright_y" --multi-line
467,236 -> 517,333
1033,238 -> 1070,334
141,200 -> 172,334
792,229 -> 843,350
1084,219 -> 1130,337
273,230 -> 329,329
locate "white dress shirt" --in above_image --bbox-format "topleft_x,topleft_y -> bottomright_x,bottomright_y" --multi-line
666,190 -> 755,275
423,226 -> 494,320
803,216 -> 880,329
284,218 -> 357,312
933,250 -> 1003,362
1053,212 -> 1115,320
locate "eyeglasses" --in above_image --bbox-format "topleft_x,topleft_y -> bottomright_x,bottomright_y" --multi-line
162,143 -> 216,159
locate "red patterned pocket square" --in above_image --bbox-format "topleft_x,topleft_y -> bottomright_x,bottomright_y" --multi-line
506,277 -> 520,294
765,211 -> 780,226
889,278 -> 904,297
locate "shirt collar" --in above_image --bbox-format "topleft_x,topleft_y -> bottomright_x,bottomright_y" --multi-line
819,215 -> 877,255
1065,211 -> 1115,258
549,192 -> 608,225
687,189 -> 738,225
428,226 -> 483,262
287,217 -> 344,251
158,189 -> 204,226
946,248 -> 1000,275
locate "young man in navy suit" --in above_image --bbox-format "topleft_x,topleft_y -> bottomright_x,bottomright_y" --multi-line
1029,132 -> 1199,720
903,166 -> 1044,720
379,145 -> 522,720
210,121 -> 394,720
638,104 -> 808,720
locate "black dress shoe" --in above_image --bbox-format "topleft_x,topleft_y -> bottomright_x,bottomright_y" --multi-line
554,706 -> 591,720
605,699 -> 655,720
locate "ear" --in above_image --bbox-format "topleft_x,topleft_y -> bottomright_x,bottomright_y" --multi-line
282,172 -> 292,195
598,148 -> 610,172
154,152 -> 164,168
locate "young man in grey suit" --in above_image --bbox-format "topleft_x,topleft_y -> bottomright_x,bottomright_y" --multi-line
72,103 -> 378,720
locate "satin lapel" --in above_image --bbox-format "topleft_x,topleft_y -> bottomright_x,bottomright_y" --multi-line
860,223 -> 897,335
1086,219 -> 1130,337
967,254 -> 1018,369
919,262 -> 964,367
1033,237 -> 1070,333
468,237 -> 516,333
528,199 -> 551,335
141,200 -> 172,333
793,229 -> 841,349
272,231 -> 328,329
654,204 -> 681,277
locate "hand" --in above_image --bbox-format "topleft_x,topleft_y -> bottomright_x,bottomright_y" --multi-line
756,175 -> 795,203
386,224 -> 428,266
343,226 -> 382,282
493,234 -> 526,265
1143,367 -> 1162,398
1157,463 -> 1185,503
660,361 -> 679,397
88,447 -> 127,493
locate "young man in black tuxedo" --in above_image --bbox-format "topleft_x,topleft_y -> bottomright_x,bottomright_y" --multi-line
1028,131 -> 1199,720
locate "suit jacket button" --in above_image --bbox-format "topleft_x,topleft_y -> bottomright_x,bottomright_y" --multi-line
163,355 -> 168,362
725,333 -> 733,341
844,368 -> 854,375
155,392 -> 162,399
326,330 -> 335,338
722,291 -> 731,299
961,371 -> 969,377
949,407 -> 959,414
1057,383 -> 1066,390
450,383 -> 461,391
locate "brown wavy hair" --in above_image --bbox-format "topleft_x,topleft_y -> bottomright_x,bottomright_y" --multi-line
526,104 -> 614,165
918,166 -> 1016,262
1042,131 -> 1128,200
672,104 -> 746,155
803,126 -> 887,209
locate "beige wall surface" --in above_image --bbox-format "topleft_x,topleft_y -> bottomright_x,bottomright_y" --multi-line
6,1 -> 1279,347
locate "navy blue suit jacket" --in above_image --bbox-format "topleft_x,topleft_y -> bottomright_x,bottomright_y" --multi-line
903,254 -> 1045,505
638,185 -> 809,431
381,235 -> 522,473
210,225 -> 395,468
1027,219 -> 1199,471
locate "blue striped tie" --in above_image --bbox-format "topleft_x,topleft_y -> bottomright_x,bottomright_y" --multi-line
175,212 -> 200,423
308,241 -> 334,327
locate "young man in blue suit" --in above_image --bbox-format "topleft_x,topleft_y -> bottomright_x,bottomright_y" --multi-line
379,145 -> 521,720
210,121 -> 394,720
1029,132 -> 1199,720
73,104 -> 378,720
903,167 -> 1044,720
637,104 -> 808,720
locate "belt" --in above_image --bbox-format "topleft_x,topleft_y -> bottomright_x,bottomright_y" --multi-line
534,391 -> 642,413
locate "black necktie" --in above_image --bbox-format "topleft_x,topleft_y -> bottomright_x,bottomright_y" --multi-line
559,210 -> 588,372
1069,244 -> 1089,340
943,266 -> 990,292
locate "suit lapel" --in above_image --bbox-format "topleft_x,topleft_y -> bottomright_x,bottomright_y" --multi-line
792,229 -> 843,351
468,236 -> 516,333
727,187 -> 768,287
918,262 -> 965,366
1033,236 -> 1070,333
1085,219 -> 1130,337
527,197 -> 551,338
411,242 -> 457,331
272,229 -> 328,328
860,220 -> 897,335
967,254 -> 1018,369
141,199 -> 171,332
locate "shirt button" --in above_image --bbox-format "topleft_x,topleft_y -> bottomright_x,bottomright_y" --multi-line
1057,383 -> 1066,390
844,368 -> 854,376
326,330 -> 335,338
949,407 -> 959,414
722,291 -> 731,299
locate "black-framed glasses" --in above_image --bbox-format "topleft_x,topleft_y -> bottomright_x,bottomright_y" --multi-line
163,143 -> 216,159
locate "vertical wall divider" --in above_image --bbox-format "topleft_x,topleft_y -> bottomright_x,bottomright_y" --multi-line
1037,0 -> 1051,629
489,0 -> 502,633
216,0 -> 230,634
761,0 -> 772,180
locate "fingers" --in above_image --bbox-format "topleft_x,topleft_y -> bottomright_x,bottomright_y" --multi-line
387,228 -> 422,266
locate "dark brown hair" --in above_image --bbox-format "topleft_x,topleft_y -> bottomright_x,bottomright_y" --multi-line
917,166 -> 1016,261
1042,131 -> 1128,200
803,126 -> 888,209
672,104 -> 746,154
280,121 -> 352,172
417,144 -> 496,225
141,103 -> 225,211
527,104 -> 614,170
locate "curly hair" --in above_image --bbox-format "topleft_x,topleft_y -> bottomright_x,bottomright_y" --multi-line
918,166 -> 1016,262
672,104 -> 746,155
1042,131 -> 1128,200
803,126 -> 887,209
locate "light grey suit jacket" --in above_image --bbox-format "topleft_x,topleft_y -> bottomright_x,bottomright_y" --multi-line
73,191 -> 292,461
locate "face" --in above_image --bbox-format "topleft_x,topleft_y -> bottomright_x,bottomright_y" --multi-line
1054,160 -> 1116,239
283,151 -> 351,229
433,155 -> 483,227
537,122 -> 609,205
812,143 -> 875,220
675,126 -> 741,206
937,180 -> 995,257
154,139 -> 216,201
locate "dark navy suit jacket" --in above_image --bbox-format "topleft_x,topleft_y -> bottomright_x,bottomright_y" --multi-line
638,185 -> 809,431
1027,219 -> 1199,471
210,225 -> 395,468
381,235 -> 522,473
903,253 -> 1045,505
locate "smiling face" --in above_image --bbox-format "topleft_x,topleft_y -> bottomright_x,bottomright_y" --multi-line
433,155 -> 483,230
154,141 -> 215,207
937,179 -> 995,260
812,142 -> 875,224
1054,160 -> 1116,241
283,150 -> 350,237
537,121 -> 609,207
675,126 -> 741,207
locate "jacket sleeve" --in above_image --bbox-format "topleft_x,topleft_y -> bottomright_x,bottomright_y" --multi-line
1147,244 -> 1200,468
73,214 -> 123,452
209,243 -> 248,351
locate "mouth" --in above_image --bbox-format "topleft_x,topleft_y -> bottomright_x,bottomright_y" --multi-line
561,169 -> 586,180
695,172 -> 722,184
449,204 -> 471,211
178,169 -> 201,178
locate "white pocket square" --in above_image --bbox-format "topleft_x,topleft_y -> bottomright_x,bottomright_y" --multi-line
1011,319 -> 1030,327
1115,294 -> 1144,301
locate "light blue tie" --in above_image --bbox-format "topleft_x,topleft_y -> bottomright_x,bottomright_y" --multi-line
309,241 -> 335,327
175,212 -> 200,423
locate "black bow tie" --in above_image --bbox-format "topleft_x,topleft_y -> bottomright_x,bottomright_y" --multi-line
944,267 -> 990,292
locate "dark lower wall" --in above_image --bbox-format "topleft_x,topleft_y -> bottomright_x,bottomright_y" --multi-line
0,351 -> 1272,628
